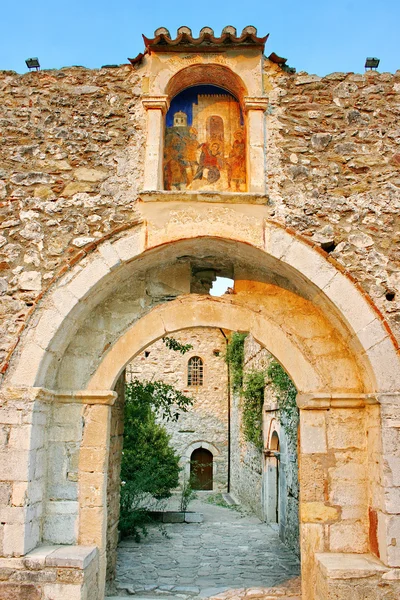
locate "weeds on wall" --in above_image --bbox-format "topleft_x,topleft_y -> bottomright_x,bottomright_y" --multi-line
224,332 -> 247,390
225,333 -> 298,448
242,370 -> 265,450
267,360 -> 298,443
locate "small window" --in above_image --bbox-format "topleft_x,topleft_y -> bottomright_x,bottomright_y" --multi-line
188,356 -> 204,386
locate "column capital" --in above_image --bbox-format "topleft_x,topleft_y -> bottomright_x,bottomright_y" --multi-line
142,95 -> 170,113
243,96 -> 269,112
297,392 -> 378,410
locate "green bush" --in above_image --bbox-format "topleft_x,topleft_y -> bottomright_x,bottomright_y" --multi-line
120,380 -> 193,539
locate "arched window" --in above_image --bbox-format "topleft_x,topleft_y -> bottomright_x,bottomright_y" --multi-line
187,356 -> 204,386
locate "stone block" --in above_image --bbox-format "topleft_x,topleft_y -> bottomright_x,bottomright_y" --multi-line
66,257 -> 110,302
79,447 -> 108,473
329,480 -> 367,508
46,545 -> 97,569
0,483 -> 11,506
23,545 -> 62,569
301,502 -> 339,523
329,521 -> 368,553
0,450 -> 30,481
43,582 -> 83,600
378,513 -> 400,567
79,506 -> 105,546
3,522 -> 27,556
300,412 -> 327,454
79,472 -> 106,507
43,509 -> 79,546
112,229 -> 145,263
326,409 -> 365,450
0,583 -> 41,599
184,512 -> 204,523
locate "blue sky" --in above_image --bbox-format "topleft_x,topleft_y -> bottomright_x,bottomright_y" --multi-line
1,0 -> 399,75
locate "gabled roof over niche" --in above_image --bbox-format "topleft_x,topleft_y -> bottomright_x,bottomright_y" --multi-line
129,26 -> 273,65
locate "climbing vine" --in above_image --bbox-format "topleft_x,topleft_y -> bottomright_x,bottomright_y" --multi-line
242,370 -> 265,450
267,360 -> 298,443
224,332 -> 247,390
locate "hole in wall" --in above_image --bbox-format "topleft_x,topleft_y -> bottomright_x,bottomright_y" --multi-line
321,241 -> 336,253
210,277 -> 234,297
385,291 -> 395,301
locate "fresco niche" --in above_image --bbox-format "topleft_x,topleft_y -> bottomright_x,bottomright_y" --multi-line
164,85 -> 246,192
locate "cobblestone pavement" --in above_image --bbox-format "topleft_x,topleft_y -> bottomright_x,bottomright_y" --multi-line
108,495 -> 300,599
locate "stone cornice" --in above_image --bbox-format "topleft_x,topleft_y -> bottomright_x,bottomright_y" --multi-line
243,96 -> 270,112
138,191 -> 270,205
297,393 -> 378,410
142,95 -> 169,113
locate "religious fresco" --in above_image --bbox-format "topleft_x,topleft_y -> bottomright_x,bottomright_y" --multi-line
164,85 -> 246,192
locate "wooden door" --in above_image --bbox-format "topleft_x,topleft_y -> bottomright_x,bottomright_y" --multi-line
190,448 -> 213,490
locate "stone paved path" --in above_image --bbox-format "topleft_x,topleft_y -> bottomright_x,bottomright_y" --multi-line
107,494 -> 300,599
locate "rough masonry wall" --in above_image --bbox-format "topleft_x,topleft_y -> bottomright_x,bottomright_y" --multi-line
127,327 -> 229,491
265,65 -> 400,341
0,64 -> 399,383
0,65 -> 145,376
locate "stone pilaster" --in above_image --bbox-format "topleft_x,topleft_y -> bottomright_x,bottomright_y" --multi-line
297,393 -> 376,600
244,97 -> 269,194
142,95 -> 169,191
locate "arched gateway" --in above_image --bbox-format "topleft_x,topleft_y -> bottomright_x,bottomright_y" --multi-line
0,25 -> 400,600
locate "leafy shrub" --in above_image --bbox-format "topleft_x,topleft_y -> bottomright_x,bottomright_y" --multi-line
120,380 -> 193,539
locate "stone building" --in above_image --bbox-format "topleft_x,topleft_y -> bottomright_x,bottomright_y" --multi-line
0,24 -> 399,600
126,328 -> 229,491
230,334 -> 300,554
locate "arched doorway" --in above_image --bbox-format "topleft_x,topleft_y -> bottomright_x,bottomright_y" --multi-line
4,216 -> 399,600
190,448 -> 213,490
267,431 -> 280,524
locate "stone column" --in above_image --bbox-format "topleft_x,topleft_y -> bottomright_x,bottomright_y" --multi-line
244,97 -> 269,194
142,95 -> 169,191
376,392 -> 400,568
77,390 -> 117,600
297,393 -> 375,600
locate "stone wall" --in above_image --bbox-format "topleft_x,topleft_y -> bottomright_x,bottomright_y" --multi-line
0,545 -> 99,600
264,66 -> 400,342
230,334 -> 300,554
127,328 -> 229,491
0,64 -> 399,382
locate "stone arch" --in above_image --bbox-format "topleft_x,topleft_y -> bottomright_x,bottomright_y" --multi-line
165,64 -> 248,108
3,217 -> 400,600
183,440 -> 220,483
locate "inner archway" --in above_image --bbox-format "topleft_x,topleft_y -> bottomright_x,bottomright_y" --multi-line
110,325 -> 301,597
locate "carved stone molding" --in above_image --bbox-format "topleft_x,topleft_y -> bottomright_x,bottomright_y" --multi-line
297,392 -> 378,410
3,386 -> 117,405
243,96 -> 269,112
142,95 -> 170,113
